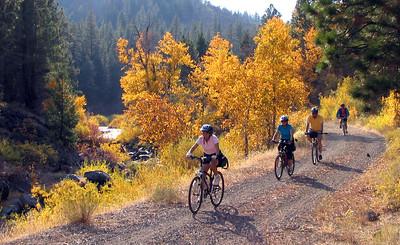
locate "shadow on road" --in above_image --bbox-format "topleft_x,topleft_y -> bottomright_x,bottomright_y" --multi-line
320,161 -> 363,173
326,131 -> 382,143
194,205 -> 264,243
290,175 -> 335,192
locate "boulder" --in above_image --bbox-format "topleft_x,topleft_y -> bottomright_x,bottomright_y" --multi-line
84,170 -> 111,188
0,194 -> 38,218
0,180 -> 9,201
64,174 -> 86,187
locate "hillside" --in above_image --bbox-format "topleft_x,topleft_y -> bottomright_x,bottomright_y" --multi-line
58,0 -> 259,115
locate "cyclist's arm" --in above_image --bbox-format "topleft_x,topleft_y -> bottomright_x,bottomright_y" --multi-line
272,128 -> 279,141
186,143 -> 199,156
305,120 -> 310,133
215,143 -> 220,156
290,128 -> 294,142
321,121 -> 324,133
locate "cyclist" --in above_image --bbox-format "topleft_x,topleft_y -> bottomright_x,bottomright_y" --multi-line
186,124 -> 220,186
271,115 -> 295,166
305,107 -> 324,160
336,103 -> 349,133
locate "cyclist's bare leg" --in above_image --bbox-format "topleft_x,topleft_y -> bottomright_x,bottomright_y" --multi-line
317,137 -> 323,153
201,164 -> 211,189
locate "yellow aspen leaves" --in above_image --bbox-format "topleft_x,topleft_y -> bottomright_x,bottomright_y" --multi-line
118,20 -> 314,153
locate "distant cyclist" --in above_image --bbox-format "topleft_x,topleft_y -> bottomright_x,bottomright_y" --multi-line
186,124 -> 220,186
305,107 -> 324,160
271,115 -> 295,167
336,103 -> 349,134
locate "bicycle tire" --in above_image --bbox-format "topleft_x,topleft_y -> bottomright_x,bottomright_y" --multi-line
312,143 -> 318,165
210,172 -> 224,207
274,155 -> 284,180
287,155 -> 295,176
188,176 -> 203,214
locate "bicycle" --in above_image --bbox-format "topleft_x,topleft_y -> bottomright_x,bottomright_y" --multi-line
305,132 -> 328,165
339,117 -> 348,136
272,139 -> 295,180
187,156 -> 225,214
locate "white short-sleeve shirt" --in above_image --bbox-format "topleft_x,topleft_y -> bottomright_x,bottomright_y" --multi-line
196,135 -> 219,154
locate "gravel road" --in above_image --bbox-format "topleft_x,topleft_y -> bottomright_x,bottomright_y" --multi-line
7,123 -> 385,245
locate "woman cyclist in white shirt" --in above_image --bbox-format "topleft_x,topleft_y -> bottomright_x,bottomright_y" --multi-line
186,124 -> 220,185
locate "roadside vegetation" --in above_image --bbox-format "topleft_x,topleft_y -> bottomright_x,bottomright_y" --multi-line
318,79 -> 400,243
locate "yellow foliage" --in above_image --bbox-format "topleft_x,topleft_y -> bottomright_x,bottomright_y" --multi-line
100,143 -> 130,163
47,180 -> 101,223
118,32 -> 195,147
320,77 -> 364,120
367,90 -> 400,130
376,129 -> 400,209
128,93 -> 190,147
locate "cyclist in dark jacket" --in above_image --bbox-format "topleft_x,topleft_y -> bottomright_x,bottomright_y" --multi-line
336,103 -> 350,133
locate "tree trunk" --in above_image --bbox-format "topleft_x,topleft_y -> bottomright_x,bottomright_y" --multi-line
22,0 -> 37,110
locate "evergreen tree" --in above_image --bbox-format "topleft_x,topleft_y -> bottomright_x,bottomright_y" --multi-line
309,0 -> 400,108
261,4 -> 282,24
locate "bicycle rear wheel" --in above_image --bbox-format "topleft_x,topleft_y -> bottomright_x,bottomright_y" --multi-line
188,176 -> 203,214
287,155 -> 295,176
210,172 -> 224,207
274,156 -> 284,180
312,143 -> 318,165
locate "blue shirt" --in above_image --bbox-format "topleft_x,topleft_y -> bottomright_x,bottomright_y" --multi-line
277,124 -> 293,140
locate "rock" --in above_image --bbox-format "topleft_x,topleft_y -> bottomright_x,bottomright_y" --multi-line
64,174 -> 86,187
366,210 -> 380,222
0,194 -> 38,218
0,180 -> 9,201
84,171 -> 111,188
19,194 -> 38,210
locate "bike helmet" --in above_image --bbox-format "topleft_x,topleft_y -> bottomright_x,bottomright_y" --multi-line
340,103 -> 345,107
280,115 -> 289,122
311,107 -> 319,114
200,124 -> 213,134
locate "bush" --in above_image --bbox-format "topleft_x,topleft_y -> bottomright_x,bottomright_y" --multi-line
159,137 -> 201,170
376,129 -> 400,209
47,180 -> 100,223
18,142 -> 58,166
100,143 -> 130,163
0,139 -> 22,162
92,114 -> 109,126
367,90 -> 400,131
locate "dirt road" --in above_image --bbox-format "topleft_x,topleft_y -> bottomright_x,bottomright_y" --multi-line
8,123 -> 385,245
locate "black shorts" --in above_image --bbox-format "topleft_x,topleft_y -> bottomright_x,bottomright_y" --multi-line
278,142 -> 295,160
203,153 -> 225,165
308,131 -> 320,139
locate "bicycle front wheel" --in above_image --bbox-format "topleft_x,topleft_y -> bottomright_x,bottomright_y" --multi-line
287,156 -> 295,176
210,172 -> 224,207
312,143 -> 318,165
188,176 -> 203,214
274,156 -> 284,180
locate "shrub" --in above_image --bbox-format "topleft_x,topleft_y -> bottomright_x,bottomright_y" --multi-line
18,142 -> 58,166
47,180 -> 101,223
367,90 -> 400,131
159,137 -> 201,170
0,139 -> 22,162
92,114 -> 109,126
376,129 -> 400,209
100,143 -> 130,163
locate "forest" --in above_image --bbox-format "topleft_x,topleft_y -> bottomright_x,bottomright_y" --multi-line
0,0 -> 399,242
